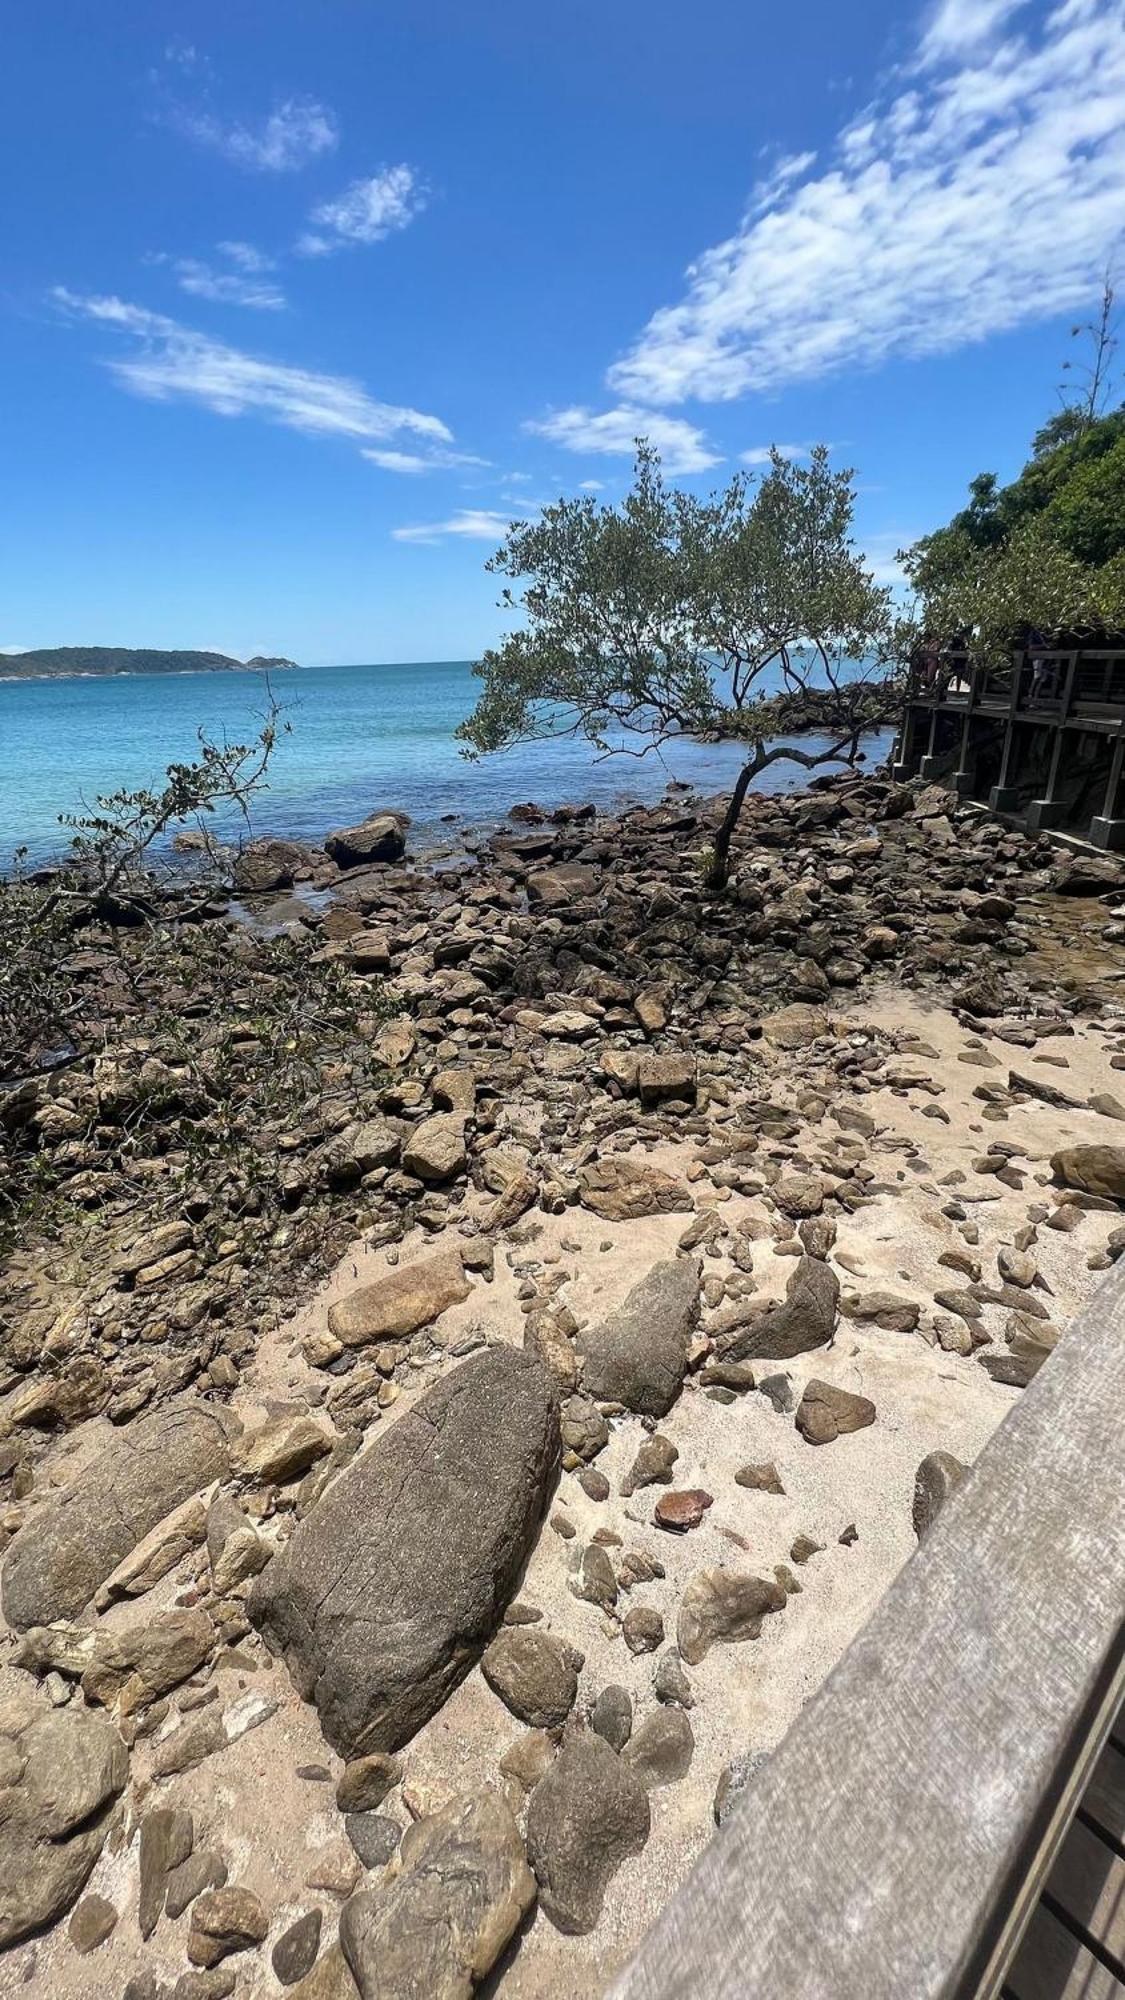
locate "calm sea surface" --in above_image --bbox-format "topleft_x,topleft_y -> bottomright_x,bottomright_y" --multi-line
0,660 -> 892,868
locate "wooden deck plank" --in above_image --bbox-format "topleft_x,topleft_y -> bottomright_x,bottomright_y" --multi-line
608,1255 -> 1125,2000
1044,1816 -> 1125,1975
1082,1746 -> 1125,1861
1006,1905 -> 1125,2000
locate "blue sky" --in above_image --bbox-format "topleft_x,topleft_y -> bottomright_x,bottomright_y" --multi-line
2,0 -> 1123,665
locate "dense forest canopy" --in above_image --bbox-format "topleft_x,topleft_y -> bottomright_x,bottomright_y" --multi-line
902,400 -> 1125,655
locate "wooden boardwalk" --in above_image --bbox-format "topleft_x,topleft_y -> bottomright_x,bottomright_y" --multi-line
1006,1720 -> 1125,2000
609,1256 -> 1125,2000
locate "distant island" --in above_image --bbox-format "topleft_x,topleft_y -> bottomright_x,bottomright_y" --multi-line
0,647 -> 299,680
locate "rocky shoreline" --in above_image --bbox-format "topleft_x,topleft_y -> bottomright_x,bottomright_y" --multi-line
4,770 -> 1125,1997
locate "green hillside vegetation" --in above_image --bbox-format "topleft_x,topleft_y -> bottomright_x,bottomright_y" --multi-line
0,647 -> 298,680
903,402 -> 1125,657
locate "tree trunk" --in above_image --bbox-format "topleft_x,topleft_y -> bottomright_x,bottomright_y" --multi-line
705,759 -> 757,891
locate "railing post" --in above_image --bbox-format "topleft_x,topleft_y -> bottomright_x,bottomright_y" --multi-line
1090,728 -> 1125,849
1026,651 -> 1079,833
952,661 -> 981,797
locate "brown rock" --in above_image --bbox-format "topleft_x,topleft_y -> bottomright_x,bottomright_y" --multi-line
912,1450 -> 967,1538
795,1379 -> 876,1445
327,1250 -> 471,1349
620,1435 -> 678,1496
734,1462 -> 785,1494
578,1160 -> 693,1221
339,1791 -> 535,1999
68,1893 -> 118,1953
653,1489 -> 713,1533
481,1628 -> 582,1730
188,1886 -> 268,1967
1051,1144 -> 1125,1200
676,1569 -> 786,1665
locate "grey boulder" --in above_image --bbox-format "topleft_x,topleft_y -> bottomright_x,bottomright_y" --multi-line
249,1348 -> 559,1754
339,1791 -> 535,2000
481,1628 -> 582,1730
0,1695 -> 128,1947
715,1256 -> 839,1363
580,1258 -> 701,1416
324,812 -> 407,868
526,1730 -> 650,1934
2,1400 -> 240,1630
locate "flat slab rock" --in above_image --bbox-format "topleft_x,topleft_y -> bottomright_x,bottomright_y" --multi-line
339,1790 -> 534,2000
580,1257 -> 701,1416
578,1160 -> 693,1221
249,1347 -> 560,1755
1,1399 -> 240,1630
327,1248 -> 471,1348
714,1256 -> 839,1363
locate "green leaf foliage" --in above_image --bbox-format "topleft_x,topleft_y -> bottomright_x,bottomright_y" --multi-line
458,444 -> 895,765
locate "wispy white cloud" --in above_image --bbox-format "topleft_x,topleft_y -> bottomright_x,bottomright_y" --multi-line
920,0 -> 1029,61
860,530 -> 914,587
172,95 -> 338,172
362,446 -> 489,474
525,405 -> 719,474
298,166 -> 427,255
392,508 -> 517,545
217,240 -> 275,273
53,289 -> 451,451
172,255 -> 286,311
608,0 -> 1125,406
740,442 -> 814,465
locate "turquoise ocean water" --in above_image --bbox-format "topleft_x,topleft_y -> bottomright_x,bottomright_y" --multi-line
0,660 -> 892,868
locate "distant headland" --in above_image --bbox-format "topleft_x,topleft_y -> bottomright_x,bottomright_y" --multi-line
0,646 -> 299,680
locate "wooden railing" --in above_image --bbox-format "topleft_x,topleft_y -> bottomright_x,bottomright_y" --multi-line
610,1257 -> 1125,2000
908,647 -> 1125,719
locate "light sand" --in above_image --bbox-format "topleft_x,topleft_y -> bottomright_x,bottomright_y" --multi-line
6,983 -> 1125,1999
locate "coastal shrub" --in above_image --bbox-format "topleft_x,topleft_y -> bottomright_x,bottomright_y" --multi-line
0,712 -> 393,1265
457,444 -> 897,888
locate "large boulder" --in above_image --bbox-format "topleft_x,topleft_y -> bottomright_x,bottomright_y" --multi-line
714,1256 -> 839,1363
1,1400 -> 240,1630
1051,1143 -> 1125,1200
339,1791 -> 535,2000
0,1694 -> 128,1947
525,1730 -> 649,1934
327,1249 -> 471,1348
1049,851 -> 1125,895
580,1258 -> 700,1416
324,813 -> 408,869
249,1348 -> 559,1755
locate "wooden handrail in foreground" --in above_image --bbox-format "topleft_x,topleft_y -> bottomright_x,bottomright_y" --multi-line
610,1256 -> 1125,2000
